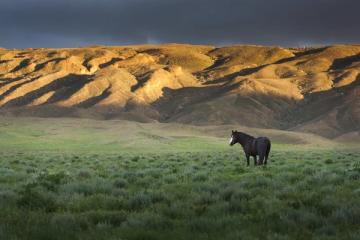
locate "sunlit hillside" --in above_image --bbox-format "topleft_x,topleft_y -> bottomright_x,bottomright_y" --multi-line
0,44 -> 359,139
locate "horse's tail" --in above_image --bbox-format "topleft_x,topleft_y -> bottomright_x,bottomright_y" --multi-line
265,140 -> 271,159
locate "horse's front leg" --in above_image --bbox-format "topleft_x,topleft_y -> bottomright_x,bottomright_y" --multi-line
246,154 -> 250,166
253,155 -> 257,166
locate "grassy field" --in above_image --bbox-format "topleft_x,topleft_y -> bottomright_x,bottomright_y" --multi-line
0,117 -> 359,240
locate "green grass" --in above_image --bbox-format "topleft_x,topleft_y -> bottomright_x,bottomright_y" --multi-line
0,117 -> 359,239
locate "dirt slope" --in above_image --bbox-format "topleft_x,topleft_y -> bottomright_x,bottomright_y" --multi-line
0,44 -> 359,138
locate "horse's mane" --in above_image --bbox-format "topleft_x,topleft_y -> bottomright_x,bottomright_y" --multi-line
235,131 -> 254,140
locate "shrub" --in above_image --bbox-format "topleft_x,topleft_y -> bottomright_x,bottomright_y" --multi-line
17,185 -> 58,212
162,203 -> 187,219
113,178 -> 128,188
122,172 -> 141,183
188,217 -> 219,233
163,174 -> 177,184
194,192 -> 216,205
68,194 -> 124,212
36,170 -> 70,191
125,212 -> 172,230
0,189 -> 17,207
50,213 -> 80,232
77,169 -> 92,179
81,210 -> 127,227
324,159 -> 333,164
127,192 -> 152,210
149,191 -> 168,204
62,177 -> 113,196
192,173 -> 208,182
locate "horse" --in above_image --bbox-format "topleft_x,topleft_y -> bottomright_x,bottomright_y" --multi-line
229,130 -> 271,166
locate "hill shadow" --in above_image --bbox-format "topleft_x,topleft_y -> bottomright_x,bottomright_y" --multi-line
152,81 -> 241,121
4,74 -> 93,107
0,77 -> 23,88
34,58 -> 66,72
202,57 -> 229,71
274,47 -> 327,65
282,77 -> 359,136
75,86 -> 111,108
130,72 -> 152,92
329,53 -> 360,70
10,59 -> 31,73
99,58 -> 123,69
202,65 -> 267,86
0,60 -> 10,64
202,47 -> 329,86
0,76 -> 40,102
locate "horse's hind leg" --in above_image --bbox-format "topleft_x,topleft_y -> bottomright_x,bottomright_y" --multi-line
253,155 -> 257,166
264,142 -> 271,165
264,153 -> 268,165
258,154 -> 264,165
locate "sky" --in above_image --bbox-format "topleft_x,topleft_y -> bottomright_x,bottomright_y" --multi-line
1,0 -> 360,48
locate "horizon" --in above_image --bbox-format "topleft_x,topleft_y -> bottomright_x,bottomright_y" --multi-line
2,42 -> 360,51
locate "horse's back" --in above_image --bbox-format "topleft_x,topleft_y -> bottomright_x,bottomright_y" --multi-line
256,137 -> 270,145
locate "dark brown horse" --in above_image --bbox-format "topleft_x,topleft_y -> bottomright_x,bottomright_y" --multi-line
229,130 -> 271,166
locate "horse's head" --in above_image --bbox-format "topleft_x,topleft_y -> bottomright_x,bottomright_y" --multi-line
229,130 -> 238,146
229,130 -> 253,146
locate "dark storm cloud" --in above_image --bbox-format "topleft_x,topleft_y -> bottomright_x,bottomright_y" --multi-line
1,0 -> 360,48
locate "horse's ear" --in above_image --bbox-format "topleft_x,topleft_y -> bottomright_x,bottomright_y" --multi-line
232,130 -> 234,133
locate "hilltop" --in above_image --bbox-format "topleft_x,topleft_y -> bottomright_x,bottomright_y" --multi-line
0,44 -> 359,139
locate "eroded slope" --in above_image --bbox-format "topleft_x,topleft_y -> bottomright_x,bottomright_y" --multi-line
0,44 -> 359,138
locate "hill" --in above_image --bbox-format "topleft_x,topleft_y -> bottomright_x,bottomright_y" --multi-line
0,44 -> 359,139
